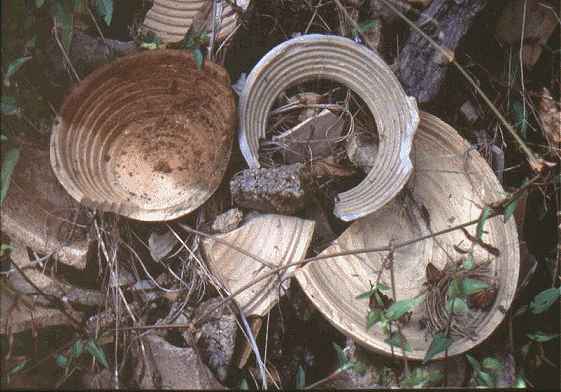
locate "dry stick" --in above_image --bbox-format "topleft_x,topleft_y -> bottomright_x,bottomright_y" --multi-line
51,24 -> 81,83
388,241 -> 410,377
378,0 -> 543,172
86,5 -> 109,49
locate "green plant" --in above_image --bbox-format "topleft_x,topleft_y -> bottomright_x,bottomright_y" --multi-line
54,338 -> 109,386
183,30 -> 209,70
466,354 -> 504,388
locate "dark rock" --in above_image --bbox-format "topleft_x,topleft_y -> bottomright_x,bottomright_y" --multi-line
132,334 -> 224,389
212,208 -> 244,233
189,298 -> 238,383
230,163 -> 311,214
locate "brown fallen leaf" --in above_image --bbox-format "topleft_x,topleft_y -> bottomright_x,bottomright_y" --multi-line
307,156 -> 357,178
538,88 -> 561,158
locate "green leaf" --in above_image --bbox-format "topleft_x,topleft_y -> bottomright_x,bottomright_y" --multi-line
95,0 -> 113,26
447,278 -> 464,298
1,148 -> 20,205
511,100 -> 528,139
0,243 -> 14,257
56,354 -> 69,368
526,331 -> 560,343
192,48 -> 204,70
376,282 -> 390,291
85,340 -> 109,368
4,56 -> 32,87
476,207 -> 491,240
462,278 -> 489,295
462,254 -> 475,270
353,20 -> 377,34
384,295 -> 424,321
0,134 -> 7,142
71,339 -> 83,358
384,331 -> 412,352
356,289 -> 373,300
295,365 -> 305,389
401,368 -> 443,388
50,0 -> 74,50
1,96 -> 18,115
465,354 -> 481,372
332,342 -> 348,367
446,298 -> 468,315
503,197 -> 518,223
482,357 -> 503,371
366,309 -> 384,330
35,0 -> 45,8
8,359 -> 28,376
476,370 -> 495,388
351,360 -> 367,375
240,378 -> 249,390
529,287 -> 561,314
423,333 -> 452,364
513,375 -> 526,388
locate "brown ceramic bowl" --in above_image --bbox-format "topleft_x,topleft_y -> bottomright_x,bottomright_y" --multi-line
51,50 -> 236,221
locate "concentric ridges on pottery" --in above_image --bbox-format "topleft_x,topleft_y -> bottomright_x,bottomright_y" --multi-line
238,34 -> 419,222
143,0 -> 249,43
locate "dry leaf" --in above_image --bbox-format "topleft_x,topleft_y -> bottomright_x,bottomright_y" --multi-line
538,88 -> 561,157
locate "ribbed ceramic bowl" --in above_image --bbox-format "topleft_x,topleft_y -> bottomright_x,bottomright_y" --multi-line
296,112 -> 520,359
51,50 -> 236,221
238,34 -> 420,222
143,0 -> 248,43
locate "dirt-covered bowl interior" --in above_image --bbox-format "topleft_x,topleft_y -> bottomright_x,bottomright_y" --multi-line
50,49 -> 236,221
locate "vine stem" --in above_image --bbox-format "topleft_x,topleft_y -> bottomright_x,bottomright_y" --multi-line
388,240 -> 410,377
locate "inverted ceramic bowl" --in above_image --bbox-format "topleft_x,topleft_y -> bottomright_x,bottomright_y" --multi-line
295,112 -> 520,359
51,49 -> 236,221
143,0 -> 249,43
238,34 -> 420,221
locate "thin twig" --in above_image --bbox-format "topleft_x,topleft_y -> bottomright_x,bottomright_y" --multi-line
388,240 -> 410,376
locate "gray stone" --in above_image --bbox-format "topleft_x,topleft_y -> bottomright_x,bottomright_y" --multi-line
212,208 -> 244,233
346,132 -> 379,173
230,163 -> 310,214
133,334 -> 224,389
190,298 -> 238,383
